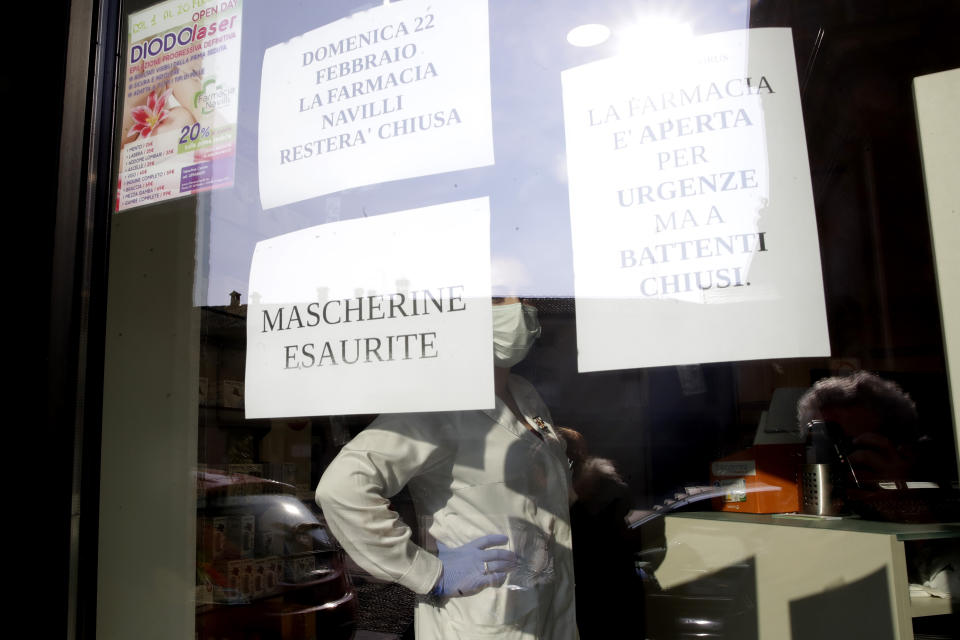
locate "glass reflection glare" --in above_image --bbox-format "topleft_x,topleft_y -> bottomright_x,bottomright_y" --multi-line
566,24 -> 611,48
618,17 -> 693,59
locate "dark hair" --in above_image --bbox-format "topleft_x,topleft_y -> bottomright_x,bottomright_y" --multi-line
797,371 -> 918,441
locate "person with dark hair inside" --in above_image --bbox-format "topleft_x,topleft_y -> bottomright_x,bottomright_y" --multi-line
798,373 -> 959,616
797,371 -> 924,483
557,427 -> 644,640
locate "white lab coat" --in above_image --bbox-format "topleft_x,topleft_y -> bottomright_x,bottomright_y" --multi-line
316,375 -> 577,639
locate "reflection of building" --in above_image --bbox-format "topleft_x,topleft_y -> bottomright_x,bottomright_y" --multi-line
199,293 -> 424,636
200,296 -> 316,500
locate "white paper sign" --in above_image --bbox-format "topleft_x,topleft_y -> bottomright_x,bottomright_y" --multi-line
258,0 -> 494,209
562,28 -> 829,372
245,198 -> 493,418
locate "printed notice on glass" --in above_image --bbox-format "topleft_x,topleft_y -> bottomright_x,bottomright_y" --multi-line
245,198 -> 493,418
116,0 -> 242,211
562,28 -> 829,372
258,0 -> 493,209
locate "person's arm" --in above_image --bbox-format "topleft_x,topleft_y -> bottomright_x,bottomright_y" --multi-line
315,415 -> 446,594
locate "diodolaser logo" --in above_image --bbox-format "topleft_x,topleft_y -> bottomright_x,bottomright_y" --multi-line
130,16 -> 238,63
131,26 -> 197,63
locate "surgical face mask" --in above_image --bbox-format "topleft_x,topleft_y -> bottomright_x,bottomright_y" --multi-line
492,303 -> 541,368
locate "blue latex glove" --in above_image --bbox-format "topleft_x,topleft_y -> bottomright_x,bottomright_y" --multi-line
433,534 -> 517,597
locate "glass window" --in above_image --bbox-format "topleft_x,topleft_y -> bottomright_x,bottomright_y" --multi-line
94,1 -> 959,638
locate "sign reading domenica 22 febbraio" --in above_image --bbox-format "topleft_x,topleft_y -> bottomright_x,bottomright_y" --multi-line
258,0 -> 493,209
245,198 -> 494,418
563,28 -> 830,372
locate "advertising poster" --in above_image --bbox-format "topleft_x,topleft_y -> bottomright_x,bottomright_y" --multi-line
245,198 -> 493,418
116,0 -> 243,211
258,0 -> 494,209
562,28 -> 829,372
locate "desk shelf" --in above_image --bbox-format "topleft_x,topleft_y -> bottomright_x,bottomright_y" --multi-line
657,512 -> 958,639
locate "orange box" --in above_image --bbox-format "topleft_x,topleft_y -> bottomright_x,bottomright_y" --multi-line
710,444 -> 802,513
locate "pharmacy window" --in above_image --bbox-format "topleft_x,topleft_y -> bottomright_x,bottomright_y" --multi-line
95,1 -> 960,639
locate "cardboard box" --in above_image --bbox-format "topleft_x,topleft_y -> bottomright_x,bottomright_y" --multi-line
227,559 -> 245,596
710,444 -> 802,513
259,557 -> 278,595
224,514 -> 255,559
249,560 -> 265,599
222,380 -> 244,408
211,517 -> 228,560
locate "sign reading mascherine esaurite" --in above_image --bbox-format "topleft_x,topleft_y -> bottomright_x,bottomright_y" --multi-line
245,198 -> 493,418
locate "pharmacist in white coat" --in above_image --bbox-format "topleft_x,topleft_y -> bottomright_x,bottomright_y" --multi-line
316,298 -> 577,639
